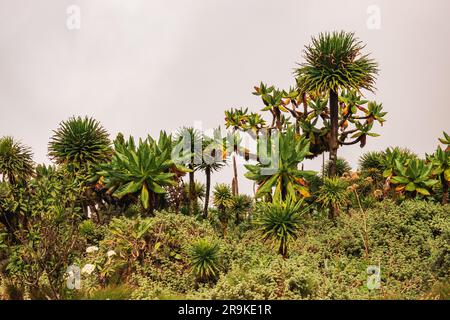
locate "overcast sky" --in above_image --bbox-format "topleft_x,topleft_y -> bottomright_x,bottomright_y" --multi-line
0,0 -> 449,194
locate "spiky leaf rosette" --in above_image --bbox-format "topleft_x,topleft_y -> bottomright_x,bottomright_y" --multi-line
255,197 -> 306,257
323,157 -> 352,177
315,177 -> 349,212
0,136 -> 34,184
358,151 -> 384,173
212,184 -> 233,211
296,31 -> 378,93
95,132 -> 189,210
48,116 -> 111,168
188,239 -> 221,281
244,127 -> 315,201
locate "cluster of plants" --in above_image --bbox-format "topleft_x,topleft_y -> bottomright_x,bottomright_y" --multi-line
0,31 -> 449,300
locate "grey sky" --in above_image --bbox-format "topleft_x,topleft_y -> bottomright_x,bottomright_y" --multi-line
0,0 -> 449,194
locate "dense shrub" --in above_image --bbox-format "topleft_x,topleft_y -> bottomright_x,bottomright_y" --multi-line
1,199 -> 448,300
186,199 -> 448,300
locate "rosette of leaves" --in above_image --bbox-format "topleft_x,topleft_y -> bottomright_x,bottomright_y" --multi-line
195,130 -> 227,218
187,239 -> 221,282
0,136 -> 34,185
212,184 -> 233,236
428,146 -> 450,204
439,132 -> 450,152
255,197 -> 307,258
229,194 -> 253,225
252,83 -> 291,130
315,177 -> 349,216
95,132 -> 189,212
381,147 -> 417,179
391,159 -> 438,197
323,158 -> 352,177
48,116 -> 111,169
245,127 -> 315,201
224,108 -> 249,130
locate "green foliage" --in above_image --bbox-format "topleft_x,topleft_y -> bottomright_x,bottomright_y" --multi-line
194,132 -> 226,174
381,147 -> 417,178
0,136 -> 34,185
359,151 -> 384,173
255,198 -> 306,257
213,184 -> 233,211
79,219 -> 105,244
225,108 -> 249,131
183,181 -> 205,201
315,177 -> 349,214
358,151 -> 385,188
0,181 -> 16,216
174,126 -> 203,167
213,184 -> 233,236
95,132 -> 189,211
48,116 -> 111,168
4,166 -> 86,299
229,194 -> 253,224
1,32 -> 449,301
296,31 -> 378,93
99,213 -> 218,295
323,158 -> 352,177
187,239 -> 221,282
429,147 -> 450,180
391,159 -> 438,197
439,131 -> 450,151
82,285 -> 134,300
245,127 -> 315,201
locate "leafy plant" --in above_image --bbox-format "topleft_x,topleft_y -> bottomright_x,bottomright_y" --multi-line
95,132 -> 189,212
245,127 -> 315,201
195,131 -> 226,218
323,158 -> 352,177
187,239 -> 221,282
48,116 -> 111,169
212,184 -> 233,236
315,177 -> 349,217
0,136 -> 34,185
229,194 -> 253,225
381,147 -> 417,179
174,127 -> 203,215
5,166 -> 85,300
295,31 -> 380,178
391,159 -> 438,197
359,151 -> 384,173
438,132 -> 450,152
103,217 -> 153,272
183,181 -> 205,202
255,198 -> 307,258
428,146 -> 450,203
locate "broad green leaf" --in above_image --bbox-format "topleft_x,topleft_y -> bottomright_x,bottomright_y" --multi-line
140,184 -> 149,209
416,188 -> 430,196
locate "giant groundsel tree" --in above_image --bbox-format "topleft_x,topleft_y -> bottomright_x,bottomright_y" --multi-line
295,31 -> 380,177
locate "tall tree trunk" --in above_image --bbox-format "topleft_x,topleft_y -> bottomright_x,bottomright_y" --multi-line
275,107 -> 282,130
203,167 -> 211,218
328,89 -> 339,177
322,153 -> 326,178
442,174 -> 449,205
232,155 -> 239,196
188,162 -> 195,215
328,89 -> 339,219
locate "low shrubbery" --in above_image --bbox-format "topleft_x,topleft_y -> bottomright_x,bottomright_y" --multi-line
2,199 -> 441,300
